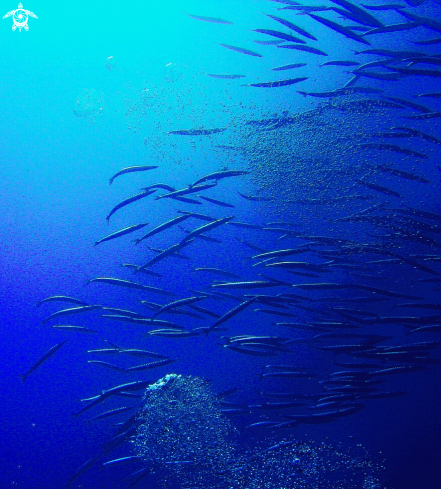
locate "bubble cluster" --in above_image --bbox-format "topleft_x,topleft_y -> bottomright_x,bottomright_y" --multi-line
73,89 -> 104,122
133,375 -> 387,489
133,374 -> 238,487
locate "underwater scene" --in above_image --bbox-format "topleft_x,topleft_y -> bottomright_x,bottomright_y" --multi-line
2,0 -> 441,488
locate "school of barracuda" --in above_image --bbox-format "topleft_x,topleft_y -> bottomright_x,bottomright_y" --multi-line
24,0 -> 441,487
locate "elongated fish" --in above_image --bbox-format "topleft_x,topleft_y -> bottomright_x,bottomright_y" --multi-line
297,87 -> 382,97
391,126 -> 441,145
121,263 -> 163,277
135,214 -> 191,245
36,295 -> 88,307
321,60 -> 360,66
359,143 -> 428,158
308,13 -> 371,44
106,190 -> 156,221
142,183 -> 175,192
42,305 -> 102,324
397,206 -> 441,221
117,348 -> 169,359
94,223 -> 148,246
64,456 -> 101,489
193,169 -> 249,186
89,406 -> 135,422
194,267 -> 241,279
281,6 -> 332,13
361,3 -> 406,10
20,340 -> 67,382
51,325 -> 98,334
356,58 -> 397,70
278,44 -> 328,56
225,344 -> 279,356
351,70 -> 401,81
149,329 -> 199,338
184,13 -> 232,25
264,13 -> 317,41
237,192 -> 273,202
87,277 -> 175,296
363,22 -> 420,36
253,39 -> 284,45
355,179 -> 401,198
375,165 -> 429,183
151,296 -> 206,318
397,10 -> 441,33
354,49 -> 422,57
179,226 -> 222,243
388,66 -> 441,78
172,195 -> 202,205
87,360 -> 126,372
329,0 -> 383,28
206,73 -> 245,79
155,182 -> 216,201
253,29 -> 306,44
292,283 -> 422,300
272,63 -> 307,71
405,112 -> 441,120
245,77 -> 308,88
124,359 -> 176,372
405,57 -> 441,68
382,97 -> 431,113
73,382 -> 151,418
252,247 -> 310,260
109,166 -> 158,185
229,222 -> 263,230
102,379 -> 154,395
167,128 -> 226,135
413,37 -> 441,45
181,216 -> 234,243
137,239 -> 195,271
219,44 -> 263,57
212,280 -> 283,289
207,298 -> 257,335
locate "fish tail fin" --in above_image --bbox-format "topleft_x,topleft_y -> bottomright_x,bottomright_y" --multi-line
205,326 -> 215,337
93,242 -> 99,247
109,178 -> 113,185
133,239 -> 140,245
19,374 -> 27,383
296,91 -> 307,97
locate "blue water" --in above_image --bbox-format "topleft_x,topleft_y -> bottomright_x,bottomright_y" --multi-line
2,0 -> 441,488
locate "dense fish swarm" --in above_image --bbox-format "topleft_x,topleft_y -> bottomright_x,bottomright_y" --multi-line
27,0 -> 441,487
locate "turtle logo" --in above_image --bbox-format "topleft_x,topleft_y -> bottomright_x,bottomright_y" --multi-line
3,3 -> 37,31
